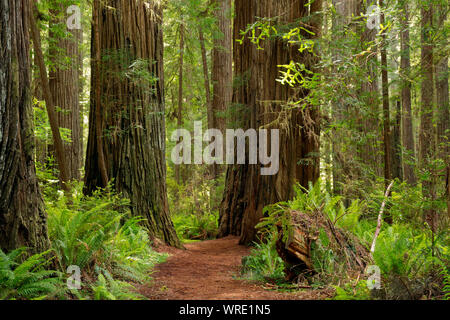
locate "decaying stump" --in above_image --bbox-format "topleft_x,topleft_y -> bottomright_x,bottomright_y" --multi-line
274,209 -> 370,281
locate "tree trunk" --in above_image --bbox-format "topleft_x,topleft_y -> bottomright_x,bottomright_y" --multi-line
84,0 -> 181,247
392,100 -> 403,180
211,0 -> 232,166
380,0 -> 392,188
400,1 -> 416,185
419,2 -> 435,229
175,22 -> 185,184
435,4 -> 449,220
0,0 -> 49,252
48,0 -> 83,181
198,26 -> 216,179
358,0 -> 382,181
218,0 -> 321,244
29,1 -> 70,191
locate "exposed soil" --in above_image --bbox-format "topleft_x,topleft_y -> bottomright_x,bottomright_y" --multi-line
138,236 -> 331,300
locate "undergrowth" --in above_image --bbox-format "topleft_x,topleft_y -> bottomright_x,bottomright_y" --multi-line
0,170 -> 168,301
240,180 -> 449,300
44,182 -> 167,299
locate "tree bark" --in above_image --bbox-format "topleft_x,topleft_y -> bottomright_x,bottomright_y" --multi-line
29,1 -> 70,191
419,2 -> 435,229
392,100 -> 403,180
211,0 -> 232,166
175,22 -> 185,184
435,3 -> 449,219
48,0 -> 83,181
399,2 -> 416,184
218,0 -> 321,244
84,0 -> 181,247
380,0 -> 392,188
198,26 -> 216,179
0,0 -> 49,252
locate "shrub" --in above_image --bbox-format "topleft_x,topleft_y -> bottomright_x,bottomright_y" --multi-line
173,212 -> 218,241
241,235 -> 285,282
45,183 -> 167,299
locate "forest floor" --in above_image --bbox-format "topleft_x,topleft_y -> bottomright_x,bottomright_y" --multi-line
138,236 -> 332,300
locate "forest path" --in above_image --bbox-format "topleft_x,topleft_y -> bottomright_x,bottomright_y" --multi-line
139,236 -> 327,300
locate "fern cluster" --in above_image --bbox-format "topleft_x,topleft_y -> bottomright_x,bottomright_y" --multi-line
43,183 -> 167,300
0,248 -> 62,300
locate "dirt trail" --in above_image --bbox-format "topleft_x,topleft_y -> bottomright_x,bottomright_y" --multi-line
139,236 -> 328,300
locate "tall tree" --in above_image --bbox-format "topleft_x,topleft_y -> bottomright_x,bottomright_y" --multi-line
211,0 -> 232,172
30,0 -> 71,191
84,0 -> 181,247
218,0 -> 321,244
419,1 -> 435,228
0,0 -> 49,252
175,22 -> 185,184
399,0 -> 416,184
435,2 -> 449,218
48,0 -> 83,181
380,0 -> 392,186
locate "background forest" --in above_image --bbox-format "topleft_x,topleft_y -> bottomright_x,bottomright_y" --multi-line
0,0 -> 448,300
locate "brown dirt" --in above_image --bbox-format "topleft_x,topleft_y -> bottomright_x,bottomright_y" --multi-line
138,236 -> 331,300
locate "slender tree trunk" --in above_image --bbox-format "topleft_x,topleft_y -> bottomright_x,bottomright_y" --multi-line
48,0 -> 82,181
420,2 -> 435,229
92,0 -> 108,187
380,0 -> 392,188
400,2 -> 416,184
392,99 -> 403,180
218,0 -> 321,244
84,0 -> 181,247
29,1 -> 70,191
198,26 -> 216,179
175,22 -> 185,184
0,0 -> 49,252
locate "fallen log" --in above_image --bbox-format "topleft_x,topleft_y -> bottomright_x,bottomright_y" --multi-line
273,209 -> 370,281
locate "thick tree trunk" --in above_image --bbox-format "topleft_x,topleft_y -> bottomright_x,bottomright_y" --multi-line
218,0 -> 321,244
435,5 -> 449,219
400,2 -> 416,185
358,0 -> 381,180
211,0 -> 232,163
0,0 -> 49,252
48,1 -> 83,181
84,0 -> 181,247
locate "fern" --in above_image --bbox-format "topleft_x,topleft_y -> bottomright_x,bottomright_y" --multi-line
0,248 -> 62,300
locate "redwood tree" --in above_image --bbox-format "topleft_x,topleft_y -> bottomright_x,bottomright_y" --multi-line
48,0 -> 83,181
399,0 -> 416,185
211,0 -> 232,166
419,1 -> 435,228
84,0 -> 181,247
218,0 -> 321,244
0,0 -> 49,252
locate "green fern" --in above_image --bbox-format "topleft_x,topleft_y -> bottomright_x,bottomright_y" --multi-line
90,268 -> 143,300
0,248 -> 62,300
